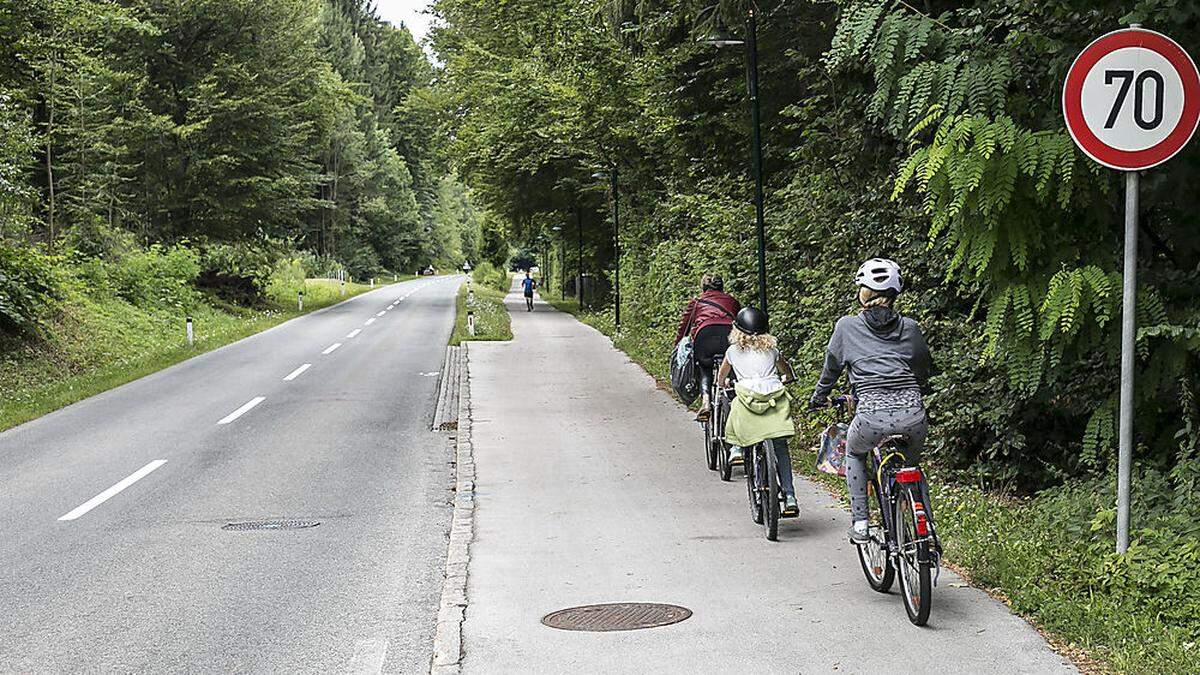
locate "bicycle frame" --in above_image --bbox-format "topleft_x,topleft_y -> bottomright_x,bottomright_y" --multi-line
869,441 -> 940,574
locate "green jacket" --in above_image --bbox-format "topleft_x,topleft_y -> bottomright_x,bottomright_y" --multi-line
725,382 -> 796,447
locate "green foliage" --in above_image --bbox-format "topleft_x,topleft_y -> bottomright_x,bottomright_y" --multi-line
471,261 -> 509,292
104,244 -> 200,312
0,242 -> 61,334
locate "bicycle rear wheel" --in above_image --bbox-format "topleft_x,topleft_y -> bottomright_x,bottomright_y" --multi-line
746,444 -> 764,524
704,408 -> 717,471
716,399 -> 732,481
855,478 -> 895,592
895,484 -> 932,625
763,439 -> 780,541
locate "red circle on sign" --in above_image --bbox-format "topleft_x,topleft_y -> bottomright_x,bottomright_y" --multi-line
1063,28 -> 1200,170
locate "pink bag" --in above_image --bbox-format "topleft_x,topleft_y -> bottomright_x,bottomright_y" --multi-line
816,422 -> 849,477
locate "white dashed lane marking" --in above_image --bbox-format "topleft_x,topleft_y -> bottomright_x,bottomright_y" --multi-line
218,397 -> 266,425
57,460 -> 168,521
323,343 -> 343,355
283,364 -> 311,381
364,318 -> 376,326
346,329 -> 362,339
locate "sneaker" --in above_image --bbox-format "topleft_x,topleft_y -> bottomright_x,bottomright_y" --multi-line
728,446 -> 743,464
695,407 -> 711,422
847,520 -> 870,545
782,495 -> 799,516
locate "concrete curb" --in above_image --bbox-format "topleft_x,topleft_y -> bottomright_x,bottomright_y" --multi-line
430,343 -> 475,674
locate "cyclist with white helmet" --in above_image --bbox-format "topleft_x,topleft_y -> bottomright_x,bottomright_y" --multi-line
809,258 -> 933,544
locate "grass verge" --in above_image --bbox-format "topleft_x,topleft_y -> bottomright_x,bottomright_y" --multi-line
449,282 -> 513,346
0,277 -> 389,432
538,302 -> 1200,674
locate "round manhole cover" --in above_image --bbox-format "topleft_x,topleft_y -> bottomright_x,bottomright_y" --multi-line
221,519 -> 321,531
541,603 -> 692,632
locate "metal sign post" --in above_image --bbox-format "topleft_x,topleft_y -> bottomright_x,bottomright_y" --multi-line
1063,26 -> 1200,553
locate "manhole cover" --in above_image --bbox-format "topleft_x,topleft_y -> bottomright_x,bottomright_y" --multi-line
221,519 -> 321,531
541,603 -> 692,632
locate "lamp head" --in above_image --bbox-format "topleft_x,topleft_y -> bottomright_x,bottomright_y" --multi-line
698,22 -> 745,47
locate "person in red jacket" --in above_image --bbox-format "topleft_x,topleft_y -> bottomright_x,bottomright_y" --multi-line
674,274 -> 741,421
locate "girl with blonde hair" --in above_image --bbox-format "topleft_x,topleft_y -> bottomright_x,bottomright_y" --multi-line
716,307 -> 800,517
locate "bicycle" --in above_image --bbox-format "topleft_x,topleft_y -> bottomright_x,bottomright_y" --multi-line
702,355 -> 737,480
813,396 -> 942,626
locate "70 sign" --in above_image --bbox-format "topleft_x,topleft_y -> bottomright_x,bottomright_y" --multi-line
1063,27 -> 1200,170
1062,26 -> 1199,556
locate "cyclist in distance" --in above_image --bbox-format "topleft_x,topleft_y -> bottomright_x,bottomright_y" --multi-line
521,271 -> 537,311
809,258 -> 933,544
717,307 -> 800,516
673,274 -> 740,421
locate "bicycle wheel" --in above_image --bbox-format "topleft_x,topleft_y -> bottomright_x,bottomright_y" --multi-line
763,439 -> 780,541
895,484 -> 932,626
855,478 -> 895,592
746,444 -> 763,524
716,399 -> 732,482
704,408 -> 717,471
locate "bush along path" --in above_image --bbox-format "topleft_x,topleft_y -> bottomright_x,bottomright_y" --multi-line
551,304 -> 1195,673
0,277 -> 386,432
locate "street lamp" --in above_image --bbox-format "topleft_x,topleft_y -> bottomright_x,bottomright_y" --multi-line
700,7 -> 768,314
592,168 -> 620,329
551,225 -> 564,300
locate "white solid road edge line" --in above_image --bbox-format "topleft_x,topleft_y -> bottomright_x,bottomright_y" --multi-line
57,460 -> 168,521
323,342 -> 343,355
218,396 -> 266,425
346,329 -> 362,339
283,364 -> 312,381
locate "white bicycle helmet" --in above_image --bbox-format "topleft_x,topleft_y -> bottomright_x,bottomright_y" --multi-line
854,258 -> 902,293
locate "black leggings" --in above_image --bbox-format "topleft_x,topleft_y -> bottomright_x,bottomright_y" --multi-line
694,324 -> 730,397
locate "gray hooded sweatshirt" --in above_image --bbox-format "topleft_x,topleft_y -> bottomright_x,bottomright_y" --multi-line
811,307 -> 933,401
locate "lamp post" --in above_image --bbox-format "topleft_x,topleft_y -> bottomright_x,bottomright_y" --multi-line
592,168 -> 620,329
700,6 -> 767,314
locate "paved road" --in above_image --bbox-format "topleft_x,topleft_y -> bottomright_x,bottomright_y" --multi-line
462,289 -> 1076,674
0,276 -> 461,672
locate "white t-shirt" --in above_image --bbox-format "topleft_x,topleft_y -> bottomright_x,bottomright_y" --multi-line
725,344 -> 783,394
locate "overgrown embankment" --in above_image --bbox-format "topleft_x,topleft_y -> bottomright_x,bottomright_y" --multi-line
0,243 -> 391,431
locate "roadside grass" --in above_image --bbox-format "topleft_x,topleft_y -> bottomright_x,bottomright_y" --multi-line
0,277 -> 384,432
539,302 -> 1200,674
449,282 -> 512,346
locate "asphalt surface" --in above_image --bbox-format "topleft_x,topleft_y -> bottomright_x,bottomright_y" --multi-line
462,287 -> 1077,674
0,276 -> 461,672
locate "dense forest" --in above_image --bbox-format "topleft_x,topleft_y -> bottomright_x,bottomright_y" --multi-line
0,0 -> 480,335
430,0 -> 1200,666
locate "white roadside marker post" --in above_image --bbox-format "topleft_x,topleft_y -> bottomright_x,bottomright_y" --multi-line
298,290 -> 304,312
1063,25 -> 1200,553
186,316 -> 194,346
467,310 -> 475,337
371,278 -> 375,289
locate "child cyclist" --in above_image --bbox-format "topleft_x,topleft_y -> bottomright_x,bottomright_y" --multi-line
716,307 -> 800,517
808,258 -> 933,544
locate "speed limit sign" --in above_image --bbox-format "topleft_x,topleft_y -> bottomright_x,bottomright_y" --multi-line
1063,26 -> 1200,170
1062,26 -> 1199,556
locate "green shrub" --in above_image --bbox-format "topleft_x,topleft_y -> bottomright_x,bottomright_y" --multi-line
107,244 -> 200,312
198,238 -> 292,304
472,261 -> 508,292
265,257 -> 305,304
0,242 -> 62,335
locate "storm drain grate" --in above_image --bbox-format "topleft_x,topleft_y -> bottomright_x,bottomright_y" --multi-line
221,519 -> 321,531
541,603 -> 692,632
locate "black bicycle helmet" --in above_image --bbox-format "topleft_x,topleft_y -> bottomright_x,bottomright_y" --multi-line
734,307 -> 768,335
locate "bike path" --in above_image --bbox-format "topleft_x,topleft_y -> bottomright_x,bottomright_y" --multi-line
461,288 -> 1075,673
